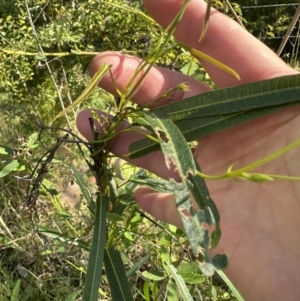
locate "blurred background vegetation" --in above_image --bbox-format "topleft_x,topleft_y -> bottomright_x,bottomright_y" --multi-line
0,0 -> 298,128
0,0 -> 299,300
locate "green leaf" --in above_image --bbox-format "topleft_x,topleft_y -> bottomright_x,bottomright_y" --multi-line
126,254 -> 151,278
212,253 -> 228,270
11,279 -> 21,301
144,110 -> 226,274
125,169 -> 148,192
82,195 -> 107,301
165,263 -> 194,301
187,163 -> 222,249
196,261 -> 215,277
177,262 -> 204,284
217,270 -> 246,301
0,160 -> 20,178
144,111 -> 204,254
123,231 -> 133,242
199,0 -> 213,41
167,279 -> 180,301
129,74 -> 300,158
142,270 -> 166,281
180,59 -> 199,76
107,212 -> 124,222
0,145 -> 13,155
160,73 -> 300,121
144,110 -> 196,178
180,43 -> 239,79
174,104 -> 293,143
40,178 -> 55,190
63,292 -> 79,301
177,262 -> 199,274
130,105 -> 293,158
143,279 -> 150,301
38,227 -> 90,251
16,164 -> 26,171
179,272 -> 203,285
171,181 -> 210,256
27,132 -> 39,149
129,175 -> 174,193
104,247 -> 134,301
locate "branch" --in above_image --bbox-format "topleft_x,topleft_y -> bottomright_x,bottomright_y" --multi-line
276,2 -> 300,56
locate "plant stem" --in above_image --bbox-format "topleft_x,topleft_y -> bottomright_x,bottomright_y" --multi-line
197,138 -> 300,181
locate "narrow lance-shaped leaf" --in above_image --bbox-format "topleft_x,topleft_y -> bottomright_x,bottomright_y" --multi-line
126,254 -> 151,278
144,111 -> 206,254
104,247 -> 134,301
158,73 -> 300,121
82,195 -> 108,301
187,162 -> 222,249
129,104 -> 294,159
199,0 -> 213,41
38,227 -> 90,251
145,110 -> 226,275
144,109 -> 197,178
174,103 -> 294,143
170,180 -> 211,258
217,270 -> 246,301
130,175 -> 175,194
129,74 -> 300,158
179,42 -> 240,79
11,279 -> 21,301
164,263 -> 194,301
167,279 -> 180,301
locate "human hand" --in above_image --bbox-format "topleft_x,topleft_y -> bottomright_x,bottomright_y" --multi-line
76,0 -> 300,300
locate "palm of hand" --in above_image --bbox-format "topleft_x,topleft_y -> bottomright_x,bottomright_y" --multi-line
195,108 -> 300,301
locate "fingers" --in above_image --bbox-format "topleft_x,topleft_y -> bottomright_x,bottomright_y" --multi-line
89,51 -> 211,107
77,52 -> 210,178
135,187 -> 182,227
143,0 -> 297,87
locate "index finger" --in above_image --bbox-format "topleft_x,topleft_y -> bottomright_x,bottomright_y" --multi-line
143,0 -> 296,87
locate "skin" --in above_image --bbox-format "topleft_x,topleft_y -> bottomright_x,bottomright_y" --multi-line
76,0 -> 300,300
